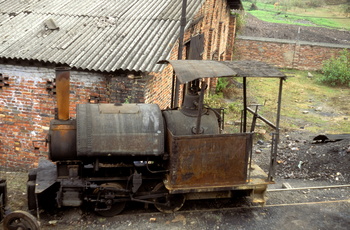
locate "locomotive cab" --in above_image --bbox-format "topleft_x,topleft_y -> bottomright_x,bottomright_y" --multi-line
159,60 -> 285,203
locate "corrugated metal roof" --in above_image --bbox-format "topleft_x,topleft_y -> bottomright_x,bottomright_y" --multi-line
0,0 -> 206,73
161,60 -> 286,83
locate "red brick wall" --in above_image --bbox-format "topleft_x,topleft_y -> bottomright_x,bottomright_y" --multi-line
0,65 -> 147,169
0,67 -> 54,169
145,0 -> 237,106
145,66 -> 173,109
198,0 -> 236,61
234,37 -> 350,70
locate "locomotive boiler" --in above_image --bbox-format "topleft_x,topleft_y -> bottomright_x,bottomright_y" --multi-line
27,60 -> 286,216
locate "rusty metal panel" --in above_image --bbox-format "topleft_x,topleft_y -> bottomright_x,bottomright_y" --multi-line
222,60 -> 287,78
160,60 -> 237,84
167,131 -> 252,190
159,60 -> 287,84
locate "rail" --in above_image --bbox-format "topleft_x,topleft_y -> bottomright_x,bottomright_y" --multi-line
268,184 -> 350,192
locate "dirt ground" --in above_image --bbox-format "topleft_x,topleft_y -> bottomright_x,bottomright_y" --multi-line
240,13 -> 350,45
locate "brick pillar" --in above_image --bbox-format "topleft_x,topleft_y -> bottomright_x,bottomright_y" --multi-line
206,29 -> 214,59
292,42 -> 301,69
217,22 -> 223,52
225,14 -> 236,60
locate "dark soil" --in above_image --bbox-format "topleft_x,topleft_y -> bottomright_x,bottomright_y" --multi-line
254,130 -> 350,184
277,131 -> 350,183
240,13 -> 350,45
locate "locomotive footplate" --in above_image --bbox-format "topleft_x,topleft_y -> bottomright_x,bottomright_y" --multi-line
165,162 -> 271,205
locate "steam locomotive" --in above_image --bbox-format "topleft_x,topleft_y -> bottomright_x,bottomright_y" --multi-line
27,60 -> 286,216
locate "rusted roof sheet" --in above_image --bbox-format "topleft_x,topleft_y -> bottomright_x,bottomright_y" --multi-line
0,0 -> 210,73
161,60 -> 287,83
161,60 -> 237,83
222,60 -> 287,78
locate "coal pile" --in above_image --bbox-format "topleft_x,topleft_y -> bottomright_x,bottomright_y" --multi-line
276,131 -> 350,183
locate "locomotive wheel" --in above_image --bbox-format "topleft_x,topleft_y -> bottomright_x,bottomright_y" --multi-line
3,210 -> 40,230
152,182 -> 185,213
95,183 -> 126,217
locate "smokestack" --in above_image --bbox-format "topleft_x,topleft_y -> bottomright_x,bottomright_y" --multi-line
55,67 -> 70,120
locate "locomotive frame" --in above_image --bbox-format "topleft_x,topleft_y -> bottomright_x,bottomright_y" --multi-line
27,60 -> 286,217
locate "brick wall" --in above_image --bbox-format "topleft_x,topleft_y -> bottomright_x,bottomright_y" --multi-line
0,65 -> 149,169
235,36 -> 350,70
145,0 -> 238,106
198,0 -> 237,61
145,66 -> 173,109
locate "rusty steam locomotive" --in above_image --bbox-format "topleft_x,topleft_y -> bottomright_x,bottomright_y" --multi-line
27,60 -> 286,216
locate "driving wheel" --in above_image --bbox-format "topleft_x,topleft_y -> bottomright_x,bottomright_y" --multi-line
152,182 -> 185,213
95,183 -> 126,217
3,210 -> 40,230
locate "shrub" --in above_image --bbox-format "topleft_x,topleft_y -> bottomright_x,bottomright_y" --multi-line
215,78 -> 243,98
320,49 -> 350,87
216,78 -> 229,93
232,10 -> 246,33
204,93 -> 229,114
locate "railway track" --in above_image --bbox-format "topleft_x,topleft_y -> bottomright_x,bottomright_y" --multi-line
110,183 -> 350,216
31,183 -> 350,230
117,198 -> 350,217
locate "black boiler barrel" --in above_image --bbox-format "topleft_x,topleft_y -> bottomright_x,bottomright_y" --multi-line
76,103 -> 165,157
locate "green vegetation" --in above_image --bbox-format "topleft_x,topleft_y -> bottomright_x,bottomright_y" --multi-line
320,49 -> 350,87
206,70 -> 350,135
232,10 -> 247,32
241,0 -> 350,30
216,78 -> 230,93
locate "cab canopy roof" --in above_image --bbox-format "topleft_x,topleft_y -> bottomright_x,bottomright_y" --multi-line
160,60 -> 287,84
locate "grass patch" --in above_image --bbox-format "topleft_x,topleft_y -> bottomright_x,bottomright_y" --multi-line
242,1 -> 350,30
247,69 -> 350,134
208,69 -> 350,135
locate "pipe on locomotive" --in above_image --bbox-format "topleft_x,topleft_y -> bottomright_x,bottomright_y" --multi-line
55,67 -> 70,120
